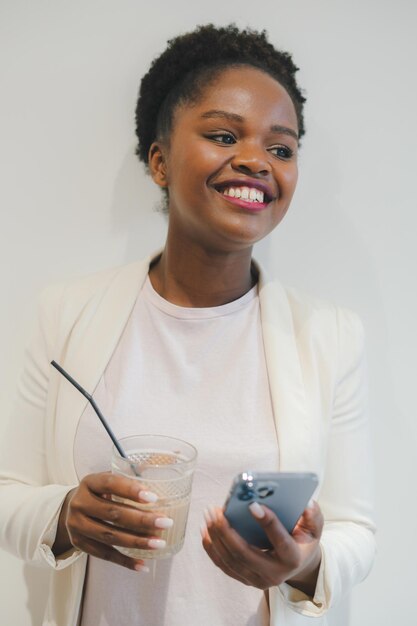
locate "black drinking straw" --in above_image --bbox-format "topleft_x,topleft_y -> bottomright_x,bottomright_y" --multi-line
51,360 -> 127,460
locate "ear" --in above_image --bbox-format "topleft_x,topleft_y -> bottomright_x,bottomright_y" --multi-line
148,142 -> 169,188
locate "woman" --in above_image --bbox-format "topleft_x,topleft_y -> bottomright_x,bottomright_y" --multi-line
0,24 -> 375,626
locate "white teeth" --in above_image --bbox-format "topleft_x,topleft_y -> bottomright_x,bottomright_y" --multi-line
221,186 -> 265,203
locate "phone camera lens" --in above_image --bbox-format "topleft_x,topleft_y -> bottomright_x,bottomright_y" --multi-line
238,487 -> 255,501
257,486 -> 274,498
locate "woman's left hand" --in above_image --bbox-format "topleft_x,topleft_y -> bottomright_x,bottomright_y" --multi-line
201,501 -> 323,595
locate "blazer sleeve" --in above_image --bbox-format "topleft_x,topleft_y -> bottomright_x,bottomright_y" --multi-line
277,307 -> 376,616
0,285 -> 82,569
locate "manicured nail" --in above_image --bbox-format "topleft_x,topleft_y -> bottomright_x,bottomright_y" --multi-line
134,564 -> 150,573
249,501 -> 265,519
139,490 -> 158,503
208,506 -> 218,523
154,517 -> 174,529
307,499 -> 315,510
203,508 -> 212,526
148,538 -> 166,549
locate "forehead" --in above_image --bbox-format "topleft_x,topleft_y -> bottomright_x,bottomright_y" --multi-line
175,66 -> 298,133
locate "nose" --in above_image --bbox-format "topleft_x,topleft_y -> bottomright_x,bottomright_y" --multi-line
231,142 -> 271,177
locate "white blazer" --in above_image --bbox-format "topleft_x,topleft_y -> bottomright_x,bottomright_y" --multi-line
0,253 -> 376,626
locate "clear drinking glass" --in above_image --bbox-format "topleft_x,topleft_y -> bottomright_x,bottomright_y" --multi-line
111,434 -> 197,559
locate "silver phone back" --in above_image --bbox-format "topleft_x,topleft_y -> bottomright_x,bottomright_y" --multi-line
224,472 -> 318,549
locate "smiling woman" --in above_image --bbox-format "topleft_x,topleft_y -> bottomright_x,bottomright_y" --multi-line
0,23 -> 375,626
147,66 -> 299,297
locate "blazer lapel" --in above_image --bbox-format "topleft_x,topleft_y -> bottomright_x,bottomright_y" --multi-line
258,266 -> 313,472
51,256 -> 153,483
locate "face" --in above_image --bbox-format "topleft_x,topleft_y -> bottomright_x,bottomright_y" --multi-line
149,66 -> 299,253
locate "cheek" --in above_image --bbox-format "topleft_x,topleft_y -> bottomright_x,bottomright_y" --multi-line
279,164 -> 298,196
172,142 -> 226,180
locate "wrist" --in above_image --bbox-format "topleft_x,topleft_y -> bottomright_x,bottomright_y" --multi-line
286,546 -> 322,597
52,488 -> 76,557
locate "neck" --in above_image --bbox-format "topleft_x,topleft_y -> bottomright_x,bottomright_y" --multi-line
149,238 -> 257,308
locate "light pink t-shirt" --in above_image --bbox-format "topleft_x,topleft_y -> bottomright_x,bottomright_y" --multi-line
74,276 -> 279,626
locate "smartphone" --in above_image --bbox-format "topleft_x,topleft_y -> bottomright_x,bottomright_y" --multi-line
224,471 -> 319,549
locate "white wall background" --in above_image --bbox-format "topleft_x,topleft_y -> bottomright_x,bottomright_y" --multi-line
1,1 -> 416,624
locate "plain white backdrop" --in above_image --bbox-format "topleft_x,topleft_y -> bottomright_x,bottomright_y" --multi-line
1,1 -> 416,624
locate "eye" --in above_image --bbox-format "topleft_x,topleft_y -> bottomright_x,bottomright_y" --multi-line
206,132 -> 236,145
269,145 -> 294,160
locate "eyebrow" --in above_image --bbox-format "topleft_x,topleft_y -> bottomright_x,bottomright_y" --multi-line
200,109 -> 299,141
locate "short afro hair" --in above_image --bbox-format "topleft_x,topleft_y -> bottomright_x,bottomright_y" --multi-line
135,24 -> 306,166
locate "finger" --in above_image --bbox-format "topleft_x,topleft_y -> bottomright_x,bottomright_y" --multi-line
83,472 -> 158,504
248,503 -> 300,569
293,500 -> 324,540
70,517 -> 167,552
205,508 -> 246,563
206,507 -> 258,565
73,535 -> 150,572
71,492 -> 173,535
205,509 -> 272,587
201,524 -> 250,586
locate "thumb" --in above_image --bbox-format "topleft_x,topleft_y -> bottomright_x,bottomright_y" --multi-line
249,501 -> 296,554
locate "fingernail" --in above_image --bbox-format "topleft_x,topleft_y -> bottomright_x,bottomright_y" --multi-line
148,538 -> 166,549
154,517 -> 174,529
200,524 -> 207,539
134,564 -> 150,573
249,501 -> 265,519
203,508 -> 212,526
139,490 -> 158,503
307,499 -> 315,510
208,506 -> 218,523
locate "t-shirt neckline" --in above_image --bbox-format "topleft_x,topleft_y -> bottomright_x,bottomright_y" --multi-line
142,274 -> 258,320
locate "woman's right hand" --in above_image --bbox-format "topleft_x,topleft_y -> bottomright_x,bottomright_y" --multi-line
52,472 -> 173,571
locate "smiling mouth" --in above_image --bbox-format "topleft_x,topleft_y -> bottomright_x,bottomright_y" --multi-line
213,184 -> 272,211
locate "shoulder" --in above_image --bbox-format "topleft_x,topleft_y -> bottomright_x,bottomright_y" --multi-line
260,272 -> 364,352
256,259 -> 364,347
284,285 -> 363,331
38,257 -> 149,310
35,256 -> 152,338
282,284 -> 366,364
